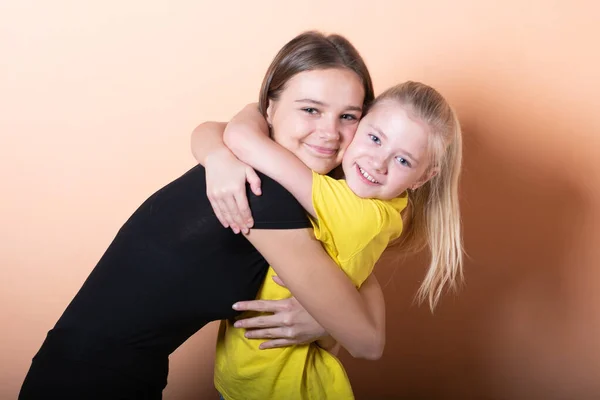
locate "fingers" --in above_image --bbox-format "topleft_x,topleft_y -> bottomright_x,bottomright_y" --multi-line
233,315 -> 271,329
246,168 -> 262,196
232,298 -> 291,314
220,195 -> 250,234
233,313 -> 292,330
204,155 -> 256,233
228,195 -> 248,233
213,191 -> 252,234
259,339 -> 298,349
234,192 -> 253,231
243,327 -> 294,340
217,198 -> 240,234
232,305 -> 294,330
207,197 -> 229,228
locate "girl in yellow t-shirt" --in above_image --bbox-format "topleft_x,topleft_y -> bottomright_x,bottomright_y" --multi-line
197,81 -> 463,400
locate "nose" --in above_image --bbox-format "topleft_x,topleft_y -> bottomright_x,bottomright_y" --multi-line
317,115 -> 340,142
370,155 -> 388,174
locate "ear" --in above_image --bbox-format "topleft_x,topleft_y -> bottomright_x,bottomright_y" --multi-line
412,167 -> 439,190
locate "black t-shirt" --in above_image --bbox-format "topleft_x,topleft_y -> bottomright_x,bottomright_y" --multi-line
39,164 -> 310,387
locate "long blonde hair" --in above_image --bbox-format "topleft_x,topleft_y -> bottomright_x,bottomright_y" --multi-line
377,81 -> 464,311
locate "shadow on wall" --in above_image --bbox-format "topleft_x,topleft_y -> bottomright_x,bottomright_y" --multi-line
340,78 -> 594,400
161,69 -> 598,400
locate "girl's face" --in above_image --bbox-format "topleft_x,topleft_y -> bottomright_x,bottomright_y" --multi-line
267,68 -> 365,174
342,99 -> 437,200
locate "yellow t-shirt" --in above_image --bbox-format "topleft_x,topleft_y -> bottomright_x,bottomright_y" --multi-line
214,172 -> 408,400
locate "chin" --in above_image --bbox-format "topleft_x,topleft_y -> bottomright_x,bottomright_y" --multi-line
346,181 -> 365,197
311,163 -> 337,175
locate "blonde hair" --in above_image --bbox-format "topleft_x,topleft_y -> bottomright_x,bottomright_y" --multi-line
376,81 -> 464,311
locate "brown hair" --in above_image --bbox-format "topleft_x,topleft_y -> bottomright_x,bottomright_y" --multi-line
258,31 -> 374,116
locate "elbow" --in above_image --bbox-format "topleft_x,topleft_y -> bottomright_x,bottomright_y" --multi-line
358,343 -> 385,361
191,121 -> 218,146
367,339 -> 385,360
347,332 -> 385,360
190,123 -> 202,153
349,345 -> 384,361
223,127 -> 246,155
190,121 -> 218,162
192,121 -> 218,137
222,128 -> 237,150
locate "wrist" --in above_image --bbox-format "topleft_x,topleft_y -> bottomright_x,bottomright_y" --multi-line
204,147 -> 237,167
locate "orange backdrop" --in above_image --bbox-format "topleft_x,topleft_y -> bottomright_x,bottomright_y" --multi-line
2,1 -> 599,399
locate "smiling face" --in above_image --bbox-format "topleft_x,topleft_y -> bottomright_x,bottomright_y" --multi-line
266,68 -> 366,175
342,99 -> 437,200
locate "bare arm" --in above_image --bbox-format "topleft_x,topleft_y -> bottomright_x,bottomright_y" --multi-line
317,275 -> 384,356
235,273 -> 385,360
190,121 -> 262,233
190,121 -> 229,167
241,227 -> 385,360
223,104 -> 316,218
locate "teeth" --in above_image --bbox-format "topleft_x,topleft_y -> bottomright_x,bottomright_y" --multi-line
358,166 -> 379,184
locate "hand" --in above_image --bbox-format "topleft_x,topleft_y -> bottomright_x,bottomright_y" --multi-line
232,276 -> 328,349
205,149 -> 262,234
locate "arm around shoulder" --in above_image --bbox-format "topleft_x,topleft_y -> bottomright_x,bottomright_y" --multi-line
223,104 -> 315,215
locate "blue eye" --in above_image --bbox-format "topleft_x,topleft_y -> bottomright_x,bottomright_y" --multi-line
302,107 -> 318,114
396,157 -> 411,168
368,134 -> 381,145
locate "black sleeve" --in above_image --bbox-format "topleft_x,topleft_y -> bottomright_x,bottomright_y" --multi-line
248,172 -> 311,230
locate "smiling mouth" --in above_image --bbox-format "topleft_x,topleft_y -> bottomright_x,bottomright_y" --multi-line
356,164 -> 380,184
304,143 -> 338,156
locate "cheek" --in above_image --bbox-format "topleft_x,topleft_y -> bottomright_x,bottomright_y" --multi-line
345,138 -> 367,158
385,172 -> 412,196
339,141 -> 355,161
340,125 -> 358,144
274,119 -> 307,148
413,162 -> 433,183
290,118 -> 317,142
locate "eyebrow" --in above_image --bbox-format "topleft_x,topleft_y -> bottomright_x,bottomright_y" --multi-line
295,98 -> 363,112
369,123 -> 419,165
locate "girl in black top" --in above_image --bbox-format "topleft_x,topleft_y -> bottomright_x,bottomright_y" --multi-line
19,31 -> 384,399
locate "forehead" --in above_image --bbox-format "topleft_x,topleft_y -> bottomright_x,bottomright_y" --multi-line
280,68 -> 365,107
366,100 -> 428,133
364,100 -> 430,150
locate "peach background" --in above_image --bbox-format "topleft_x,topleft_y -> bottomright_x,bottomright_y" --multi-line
2,1 -> 599,399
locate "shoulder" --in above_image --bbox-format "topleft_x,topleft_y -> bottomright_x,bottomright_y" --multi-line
249,172 -> 310,229
311,176 -> 386,246
312,173 -> 357,209
313,175 -> 384,228
313,179 -> 406,252
377,194 -> 408,226
370,195 -> 407,242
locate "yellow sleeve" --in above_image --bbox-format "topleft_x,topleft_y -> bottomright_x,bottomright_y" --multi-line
311,172 -> 391,262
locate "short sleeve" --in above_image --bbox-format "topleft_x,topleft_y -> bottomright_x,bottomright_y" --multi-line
311,172 -> 399,261
248,172 -> 311,230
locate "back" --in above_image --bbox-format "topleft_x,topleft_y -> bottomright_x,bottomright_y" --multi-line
39,164 -> 310,388
56,165 -> 264,348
